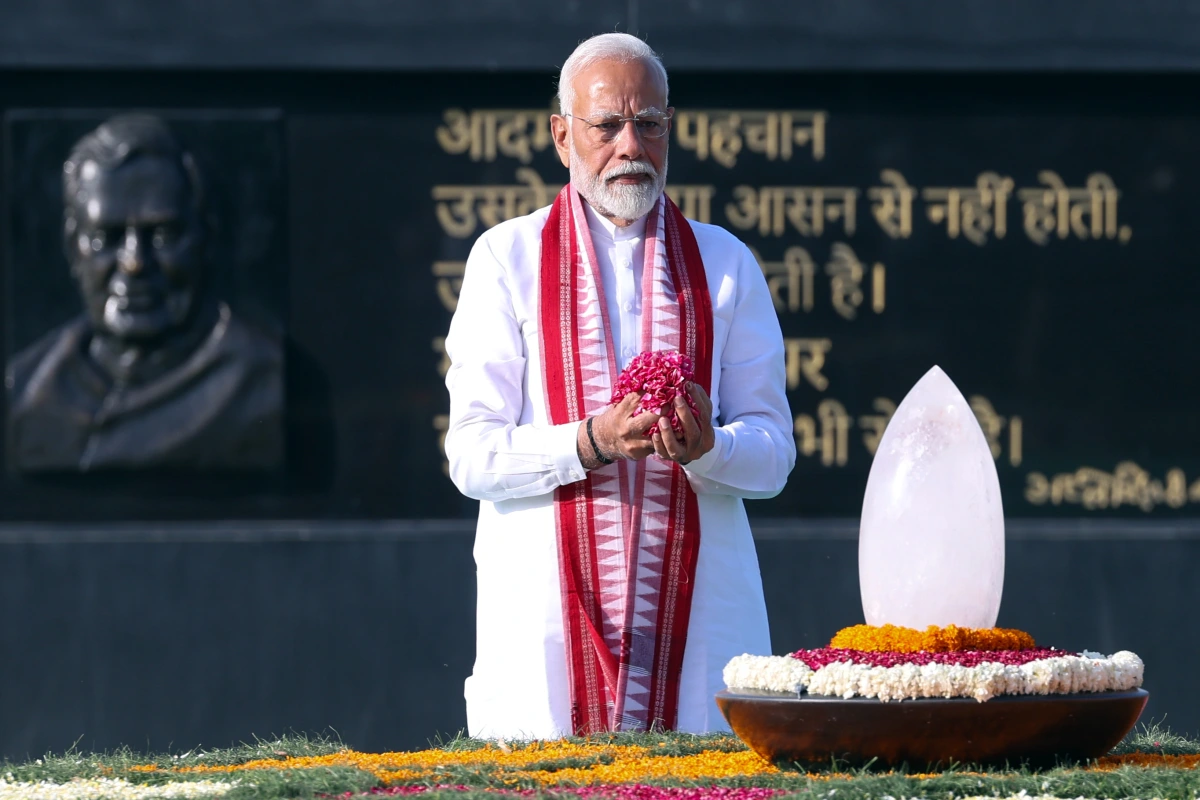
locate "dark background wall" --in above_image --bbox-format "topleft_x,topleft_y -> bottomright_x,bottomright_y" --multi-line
3,0 -> 1200,71
0,521 -> 1194,758
0,0 -> 1195,759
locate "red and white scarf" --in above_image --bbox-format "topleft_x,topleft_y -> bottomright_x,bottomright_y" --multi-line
539,184 -> 713,733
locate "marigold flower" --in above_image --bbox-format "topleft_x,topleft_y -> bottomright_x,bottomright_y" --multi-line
827,624 -> 1036,653
134,742 -> 650,781
1091,753 -> 1200,770
511,749 -> 778,785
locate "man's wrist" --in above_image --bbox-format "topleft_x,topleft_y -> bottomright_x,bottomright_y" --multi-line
682,426 -> 724,475
576,418 -> 611,470
587,417 -> 614,465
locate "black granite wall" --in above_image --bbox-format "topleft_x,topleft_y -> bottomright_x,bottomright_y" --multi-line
0,521 -> 1193,759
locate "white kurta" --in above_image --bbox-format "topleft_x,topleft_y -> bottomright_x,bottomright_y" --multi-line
444,200 -> 796,740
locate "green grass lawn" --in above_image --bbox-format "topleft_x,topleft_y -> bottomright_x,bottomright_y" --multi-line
0,723 -> 1193,800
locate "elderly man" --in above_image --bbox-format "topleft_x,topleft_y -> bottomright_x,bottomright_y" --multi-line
7,114 -> 282,473
444,33 -> 795,738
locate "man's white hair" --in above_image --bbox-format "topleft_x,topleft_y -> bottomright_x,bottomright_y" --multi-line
557,33 -> 669,116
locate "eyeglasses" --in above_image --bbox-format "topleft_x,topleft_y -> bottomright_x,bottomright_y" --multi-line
565,111 -> 673,143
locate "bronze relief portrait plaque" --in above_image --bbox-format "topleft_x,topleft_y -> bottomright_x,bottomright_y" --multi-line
4,110 -> 287,474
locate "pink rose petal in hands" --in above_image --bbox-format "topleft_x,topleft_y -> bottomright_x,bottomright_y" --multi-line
611,350 -> 702,437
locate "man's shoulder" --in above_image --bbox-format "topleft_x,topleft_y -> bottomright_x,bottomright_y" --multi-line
221,308 -> 282,352
475,204 -> 553,252
467,204 -> 554,281
7,317 -> 86,394
210,306 -> 285,378
682,217 -> 756,272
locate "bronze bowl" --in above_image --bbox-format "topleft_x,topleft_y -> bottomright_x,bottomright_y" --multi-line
716,687 -> 1149,769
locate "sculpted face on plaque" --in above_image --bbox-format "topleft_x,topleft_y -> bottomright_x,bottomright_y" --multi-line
5,113 -> 284,474
857,366 -> 1005,630
68,142 -> 205,343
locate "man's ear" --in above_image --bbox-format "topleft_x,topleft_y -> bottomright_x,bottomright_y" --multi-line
550,114 -> 571,169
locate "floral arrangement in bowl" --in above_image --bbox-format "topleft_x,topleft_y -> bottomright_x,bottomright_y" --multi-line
717,369 -> 1148,766
611,350 -> 701,436
723,623 -> 1145,703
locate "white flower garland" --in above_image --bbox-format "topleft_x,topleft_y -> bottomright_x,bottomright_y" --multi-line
723,654 -> 814,694
723,651 -> 1144,702
0,777 -> 238,800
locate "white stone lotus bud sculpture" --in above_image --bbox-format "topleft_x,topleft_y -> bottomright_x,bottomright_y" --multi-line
858,365 -> 1005,629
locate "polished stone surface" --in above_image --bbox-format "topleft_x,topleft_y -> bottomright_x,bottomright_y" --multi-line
717,687 -> 1149,768
859,366 -> 1005,629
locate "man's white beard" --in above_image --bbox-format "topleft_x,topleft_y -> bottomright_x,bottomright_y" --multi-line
569,140 -> 667,222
